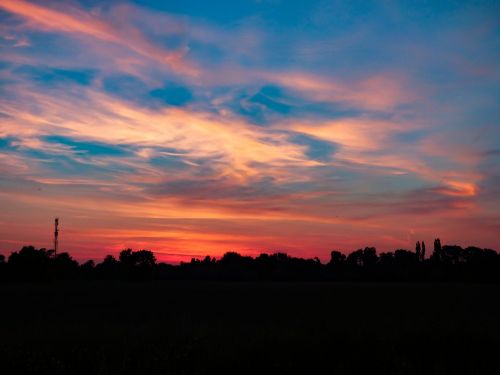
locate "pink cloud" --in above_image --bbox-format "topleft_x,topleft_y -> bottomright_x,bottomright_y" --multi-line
0,0 -> 197,76
259,71 -> 417,111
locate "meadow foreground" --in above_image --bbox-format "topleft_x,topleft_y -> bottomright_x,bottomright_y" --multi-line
0,281 -> 498,374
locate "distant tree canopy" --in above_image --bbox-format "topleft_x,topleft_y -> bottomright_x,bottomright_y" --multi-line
0,240 -> 499,282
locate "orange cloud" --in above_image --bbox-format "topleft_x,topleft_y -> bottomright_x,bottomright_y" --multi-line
289,118 -> 403,151
284,116 -> 487,202
1,86 -> 321,182
284,117 -> 429,175
0,0 -> 196,76
259,71 -> 416,111
437,181 -> 478,197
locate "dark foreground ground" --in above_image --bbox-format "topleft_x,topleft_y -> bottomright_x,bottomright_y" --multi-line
0,282 -> 498,374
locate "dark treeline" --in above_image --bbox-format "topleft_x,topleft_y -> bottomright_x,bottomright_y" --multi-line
0,239 -> 499,282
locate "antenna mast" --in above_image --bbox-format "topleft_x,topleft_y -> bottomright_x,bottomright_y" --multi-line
54,217 -> 59,257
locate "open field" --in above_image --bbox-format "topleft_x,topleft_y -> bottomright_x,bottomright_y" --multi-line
0,281 -> 498,374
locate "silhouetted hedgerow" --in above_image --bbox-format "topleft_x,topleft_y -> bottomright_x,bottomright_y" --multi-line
0,240 -> 499,282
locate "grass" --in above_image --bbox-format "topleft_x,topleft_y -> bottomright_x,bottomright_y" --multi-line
0,281 -> 498,374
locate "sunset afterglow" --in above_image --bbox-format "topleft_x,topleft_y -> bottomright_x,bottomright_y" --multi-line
0,0 -> 499,262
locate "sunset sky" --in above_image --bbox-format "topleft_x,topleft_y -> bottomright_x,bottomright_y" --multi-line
0,0 -> 499,262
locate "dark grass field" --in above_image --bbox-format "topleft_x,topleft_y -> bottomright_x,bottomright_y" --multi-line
0,281 -> 499,374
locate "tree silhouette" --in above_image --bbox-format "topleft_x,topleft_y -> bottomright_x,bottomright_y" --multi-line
329,251 -> 346,266
8,246 -> 53,280
433,238 -> 442,261
346,249 -> 364,267
362,247 -> 378,268
95,254 -> 120,279
53,252 -> 78,278
80,259 -> 95,279
441,245 -> 463,265
119,249 -> 156,280
1,241 -> 499,282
